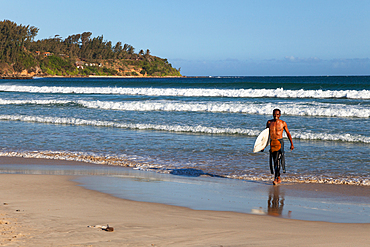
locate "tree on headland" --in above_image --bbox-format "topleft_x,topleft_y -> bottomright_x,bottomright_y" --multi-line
0,20 -> 39,73
127,45 -> 135,55
0,20 -> 39,63
144,49 -> 151,61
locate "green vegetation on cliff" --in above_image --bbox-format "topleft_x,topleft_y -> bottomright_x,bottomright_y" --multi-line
0,20 -> 181,77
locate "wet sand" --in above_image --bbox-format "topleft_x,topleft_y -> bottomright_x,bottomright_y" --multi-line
0,157 -> 369,246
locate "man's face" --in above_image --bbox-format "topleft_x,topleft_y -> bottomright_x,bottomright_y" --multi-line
273,111 -> 281,120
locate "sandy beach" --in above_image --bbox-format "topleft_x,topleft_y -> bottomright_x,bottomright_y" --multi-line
0,158 -> 369,246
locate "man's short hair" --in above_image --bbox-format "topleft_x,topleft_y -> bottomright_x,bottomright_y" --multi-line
273,109 -> 281,114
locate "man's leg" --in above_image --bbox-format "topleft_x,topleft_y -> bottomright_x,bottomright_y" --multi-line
278,139 -> 286,173
272,151 -> 281,184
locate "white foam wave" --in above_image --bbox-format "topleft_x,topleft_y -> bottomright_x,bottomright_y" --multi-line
1,99 -> 369,118
292,132 -> 370,143
0,114 -> 259,135
62,100 -> 370,118
1,85 -> 369,99
0,99 -> 71,105
229,174 -> 370,186
1,114 -> 369,143
0,151 -> 138,167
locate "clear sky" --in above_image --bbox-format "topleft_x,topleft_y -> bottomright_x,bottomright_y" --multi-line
1,0 -> 369,76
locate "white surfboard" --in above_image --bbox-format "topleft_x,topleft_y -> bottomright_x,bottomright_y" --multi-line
253,128 -> 270,153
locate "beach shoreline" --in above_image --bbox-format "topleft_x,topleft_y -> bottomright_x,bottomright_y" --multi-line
1,156 -> 369,193
1,173 -> 370,246
0,157 -> 369,246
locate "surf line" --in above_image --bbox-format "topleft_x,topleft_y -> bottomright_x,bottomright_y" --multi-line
1,86 -> 369,99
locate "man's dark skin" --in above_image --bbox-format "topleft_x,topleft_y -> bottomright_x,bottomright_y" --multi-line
266,109 -> 294,184
266,110 -> 294,151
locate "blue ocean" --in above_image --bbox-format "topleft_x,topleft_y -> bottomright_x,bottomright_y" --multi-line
0,76 -> 369,186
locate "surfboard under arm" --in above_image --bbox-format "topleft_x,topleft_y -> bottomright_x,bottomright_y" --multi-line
253,128 -> 270,153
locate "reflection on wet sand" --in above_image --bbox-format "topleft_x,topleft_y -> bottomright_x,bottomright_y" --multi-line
267,186 -> 285,217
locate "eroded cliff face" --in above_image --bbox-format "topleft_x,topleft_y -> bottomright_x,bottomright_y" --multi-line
0,66 -> 41,78
1,57 -> 181,78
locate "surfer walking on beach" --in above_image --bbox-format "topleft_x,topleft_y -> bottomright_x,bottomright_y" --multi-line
266,109 -> 294,185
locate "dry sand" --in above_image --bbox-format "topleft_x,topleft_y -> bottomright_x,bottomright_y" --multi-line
0,173 -> 368,247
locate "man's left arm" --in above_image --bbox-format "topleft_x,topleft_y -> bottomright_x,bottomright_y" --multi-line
284,122 -> 294,150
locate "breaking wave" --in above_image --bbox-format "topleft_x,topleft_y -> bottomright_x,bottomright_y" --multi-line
1,99 -> 369,118
0,85 -> 370,99
1,114 -> 369,143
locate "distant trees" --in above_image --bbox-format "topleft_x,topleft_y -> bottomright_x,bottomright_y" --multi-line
0,20 -> 181,77
127,45 -> 135,55
0,19 -> 145,63
0,20 -> 39,66
20,26 -> 140,62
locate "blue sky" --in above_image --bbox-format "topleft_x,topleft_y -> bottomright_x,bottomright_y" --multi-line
1,0 -> 369,76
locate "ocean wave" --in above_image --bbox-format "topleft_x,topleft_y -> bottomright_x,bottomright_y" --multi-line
0,114 -> 259,135
0,114 -> 369,143
0,99 -> 72,106
0,151 -> 139,167
292,132 -> 370,143
0,85 -> 369,99
1,99 -> 369,118
1,151 -> 368,186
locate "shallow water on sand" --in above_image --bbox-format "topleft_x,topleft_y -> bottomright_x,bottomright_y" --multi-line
0,163 -> 368,223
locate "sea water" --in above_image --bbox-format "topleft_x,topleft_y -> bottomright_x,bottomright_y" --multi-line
0,76 -> 369,186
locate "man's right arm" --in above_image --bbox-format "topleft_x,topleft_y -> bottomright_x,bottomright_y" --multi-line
266,120 -> 271,129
